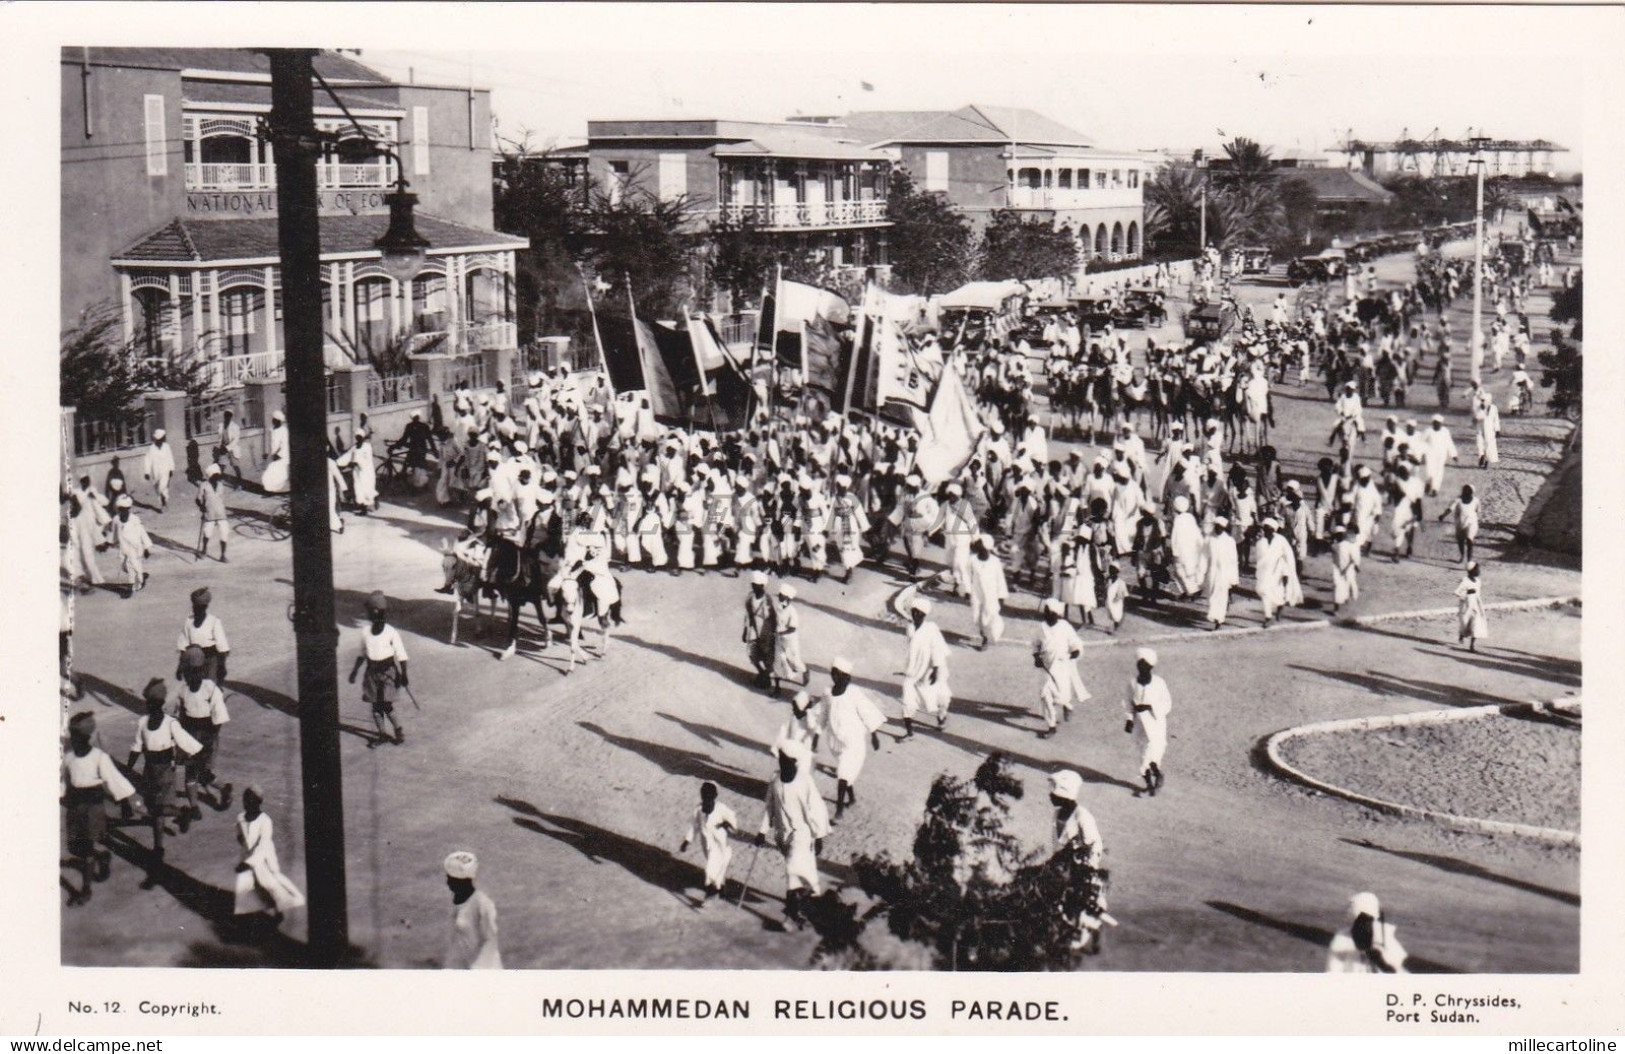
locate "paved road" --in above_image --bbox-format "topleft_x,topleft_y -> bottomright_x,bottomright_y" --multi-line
62,233 -> 1580,971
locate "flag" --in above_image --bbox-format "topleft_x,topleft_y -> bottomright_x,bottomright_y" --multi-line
801,314 -> 844,402
580,266 -> 618,398
913,367 -> 986,484
686,314 -> 727,394
774,278 -> 850,370
874,318 -> 931,410
629,288 -> 682,422
592,313 -> 643,398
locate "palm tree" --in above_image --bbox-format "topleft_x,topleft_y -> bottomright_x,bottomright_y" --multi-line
1214,137 -> 1277,197
1144,162 -> 1205,253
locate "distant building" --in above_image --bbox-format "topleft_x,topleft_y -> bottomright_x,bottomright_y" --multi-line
1334,135 -> 1568,180
62,47 -> 525,386
583,118 -> 895,268
836,105 -> 1149,261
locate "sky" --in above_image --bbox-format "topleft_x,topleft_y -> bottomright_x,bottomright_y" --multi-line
358,5 -> 1590,171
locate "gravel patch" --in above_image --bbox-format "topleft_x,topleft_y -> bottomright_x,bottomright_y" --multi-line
1278,713 -> 1580,832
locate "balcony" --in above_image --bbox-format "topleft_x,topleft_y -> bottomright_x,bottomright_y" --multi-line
719,199 -> 888,230
184,161 -> 396,193
186,162 -> 276,192
1007,186 -> 1143,211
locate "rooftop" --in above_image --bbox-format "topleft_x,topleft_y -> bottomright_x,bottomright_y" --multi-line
1278,166 -> 1395,204
65,47 -> 392,84
115,213 -> 526,266
842,105 -> 1095,148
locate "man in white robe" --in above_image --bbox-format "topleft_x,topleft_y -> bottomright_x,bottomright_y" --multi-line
1254,517 -> 1302,626
1167,494 -> 1206,599
141,429 -> 176,510
756,739 -> 831,929
1033,598 -> 1088,738
1204,516 -> 1239,629
679,780 -> 739,903
260,411 -> 291,494
822,656 -> 887,819
932,482 -> 980,596
1421,415 -> 1459,496
900,598 -> 951,736
966,534 -> 1009,649
1123,647 -> 1172,796
1330,525 -> 1361,613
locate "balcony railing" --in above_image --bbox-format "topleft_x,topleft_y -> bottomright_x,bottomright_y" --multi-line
203,350 -> 287,389
367,372 -> 420,408
719,199 -> 888,229
185,162 -> 276,191
320,162 -> 395,189
1007,187 -> 1142,210
73,415 -> 148,458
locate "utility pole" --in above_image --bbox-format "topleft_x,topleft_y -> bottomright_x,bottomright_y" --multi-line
1469,135 -> 1489,387
265,48 -> 349,967
1194,149 -> 1208,252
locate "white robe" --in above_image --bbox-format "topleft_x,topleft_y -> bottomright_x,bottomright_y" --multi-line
760,770 -> 831,893
233,811 -> 306,916
141,442 -> 175,503
1126,674 -> 1172,774
261,425 -> 291,494
1204,532 -> 1239,624
1034,619 -> 1088,728
1332,538 -> 1361,605
1422,428 -> 1458,493
902,620 -> 951,719
1169,512 -> 1206,596
684,802 -> 738,889
1255,533 -> 1303,618
824,686 -> 888,784
967,553 -> 1009,644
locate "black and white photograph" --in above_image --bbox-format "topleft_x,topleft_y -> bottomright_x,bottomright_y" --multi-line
26,0 -> 1612,1005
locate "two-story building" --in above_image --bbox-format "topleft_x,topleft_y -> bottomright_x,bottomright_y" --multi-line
583,118 -> 895,269
836,105 -> 1149,261
62,47 -> 526,388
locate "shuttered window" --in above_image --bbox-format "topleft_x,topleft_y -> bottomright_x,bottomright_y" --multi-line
144,95 -> 167,176
924,151 -> 948,192
413,106 -> 431,175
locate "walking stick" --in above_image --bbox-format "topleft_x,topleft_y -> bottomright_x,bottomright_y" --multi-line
402,683 -> 423,711
195,518 -> 206,560
736,840 -> 764,907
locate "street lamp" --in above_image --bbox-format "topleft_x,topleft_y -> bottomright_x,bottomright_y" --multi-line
1468,134 -> 1491,386
375,168 -> 430,286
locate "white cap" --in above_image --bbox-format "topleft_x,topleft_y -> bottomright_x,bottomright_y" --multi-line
750,570 -> 768,586
947,482 -> 963,496
1049,770 -> 1083,802
1172,494 -> 1190,513
443,850 -> 479,880
792,690 -> 811,707
835,473 -> 852,488
152,429 -> 166,441
475,488 -> 492,502
977,533 -> 995,549
831,656 -> 853,674
206,463 -> 222,478
514,440 -> 529,454
1042,598 -> 1064,616
776,738 -> 812,764
910,597 -> 933,616
272,410 -> 286,423
1350,891 -> 1381,919
115,494 -> 133,509
1136,647 -> 1158,667
778,584 -> 797,599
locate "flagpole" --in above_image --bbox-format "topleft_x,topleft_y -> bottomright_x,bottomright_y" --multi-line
842,282 -> 872,416
578,263 -> 615,399
769,262 -> 783,420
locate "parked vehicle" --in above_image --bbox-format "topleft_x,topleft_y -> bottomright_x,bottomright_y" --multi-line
1286,248 -> 1347,286
1183,301 -> 1237,342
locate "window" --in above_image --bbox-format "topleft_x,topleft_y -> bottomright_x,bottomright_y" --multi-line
1112,169 -> 1122,187
412,274 -> 447,331
144,95 -> 167,177
1128,169 -> 1140,189
658,153 -> 686,201
1079,168 -> 1090,189
608,160 -> 630,205
1095,170 -> 1107,189
1058,169 -> 1072,189
219,287 -> 261,357
413,106 -> 431,175
924,151 -> 949,192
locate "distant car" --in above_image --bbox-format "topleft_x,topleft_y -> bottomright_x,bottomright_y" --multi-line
1069,295 -> 1119,331
1183,302 -> 1236,342
1286,249 -> 1346,286
1237,246 -> 1274,274
1122,288 -> 1168,327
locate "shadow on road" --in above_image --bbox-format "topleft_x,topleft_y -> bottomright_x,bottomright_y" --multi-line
657,712 -> 769,755
616,633 -> 761,692
932,726 -> 1142,794
577,721 -> 769,801
1205,899 -> 1457,973
1285,663 -> 1524,709
1341,839 -> 1580,908
77,672 -> 144,717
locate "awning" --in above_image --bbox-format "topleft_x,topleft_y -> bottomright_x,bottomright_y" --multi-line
939,280 -> 1026,310
114,213 -> 527,267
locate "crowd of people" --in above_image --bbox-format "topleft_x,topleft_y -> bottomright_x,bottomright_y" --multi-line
60,224 -> 1564,968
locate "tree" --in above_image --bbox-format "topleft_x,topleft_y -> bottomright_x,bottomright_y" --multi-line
493,133 -> 592,344
884,168 -> 973,296
1274,176 -> 1319,252
706,211 -> 782,309
1143,162 -> 1205,255
977,211 -> 1079,282
575,170 -> 699,319
60,301 -> 211,424
1213,137 -> 1277,199
804,753 -> 1110,971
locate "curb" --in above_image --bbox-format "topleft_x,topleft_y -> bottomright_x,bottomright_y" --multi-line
1264,701 -> 1581,847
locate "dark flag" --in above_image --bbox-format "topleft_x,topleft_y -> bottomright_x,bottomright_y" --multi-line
801,315 -> 844,403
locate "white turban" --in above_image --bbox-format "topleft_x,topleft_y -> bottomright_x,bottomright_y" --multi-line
1049,770 -> 1083,802
1350,891 -> 1381,920
1136,647 -> 1158,667
831,656 -> 853,674
444,850 -> 479,880
1172,494 -> 1191,514
778,584 -> 797,599
777,738 -> 812,764
910,597 -> 933,616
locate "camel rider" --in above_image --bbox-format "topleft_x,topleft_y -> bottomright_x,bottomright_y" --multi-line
563,519 -> 621,626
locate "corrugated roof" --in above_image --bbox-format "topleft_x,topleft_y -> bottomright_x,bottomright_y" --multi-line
1281,166 -> 1395,203
844,105 -> 1094,148
70,47 -> 392,83
116,213 -> 525,264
